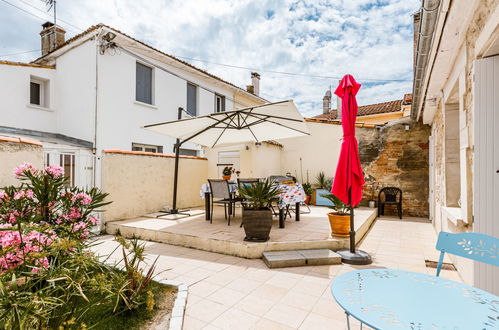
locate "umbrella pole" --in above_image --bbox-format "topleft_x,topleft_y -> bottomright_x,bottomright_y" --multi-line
156,107 -> 190,218
349,188 -> 355,253
336,188 -> 372,265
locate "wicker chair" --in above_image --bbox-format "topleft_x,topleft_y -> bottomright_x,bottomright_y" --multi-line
378,187 -> 403,219
208,179 -> 241,225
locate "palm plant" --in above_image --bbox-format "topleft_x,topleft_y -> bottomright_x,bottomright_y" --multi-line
315,171 -> 333,190
322,193 -> 351,215
238,179 -> 281,210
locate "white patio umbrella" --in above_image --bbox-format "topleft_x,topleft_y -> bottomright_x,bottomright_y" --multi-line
142,100 -> 309,215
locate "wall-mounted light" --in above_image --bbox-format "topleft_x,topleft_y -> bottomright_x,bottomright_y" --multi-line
102,31 -> 116,42
245,145 -> 250,150
255,142 -> 262,147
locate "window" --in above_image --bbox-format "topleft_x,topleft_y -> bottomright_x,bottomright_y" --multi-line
187,83 -> 197,116
136,62 -> 153,104
215,94 -> 226,112
179,148 -> 198,157
30,76 -> 49,107
132,143 -> 163,153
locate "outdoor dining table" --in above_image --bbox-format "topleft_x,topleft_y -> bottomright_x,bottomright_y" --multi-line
331,268 -> 499,330
199,182 -> 306,227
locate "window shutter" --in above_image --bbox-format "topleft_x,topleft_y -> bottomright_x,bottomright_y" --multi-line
187,83 -> 197,116
136,63 -> 152,104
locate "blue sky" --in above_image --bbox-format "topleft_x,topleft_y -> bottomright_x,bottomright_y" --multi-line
0,0 -> 420,117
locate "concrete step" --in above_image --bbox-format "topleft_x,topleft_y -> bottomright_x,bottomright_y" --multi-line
262,249 -> 341,268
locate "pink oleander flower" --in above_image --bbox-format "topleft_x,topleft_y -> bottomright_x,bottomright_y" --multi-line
89,216 -> 99,226
0,191 -> 6,201
13,163 -> 36,178
72,192 -> 92,205
72,221 -> 88,233
45,164 -> 64,178
13,190 -> 34,200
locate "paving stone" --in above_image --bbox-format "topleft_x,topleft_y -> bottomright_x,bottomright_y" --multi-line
262,251 -> 306,268
263,249 -> 342,268
297,249 -> 342,266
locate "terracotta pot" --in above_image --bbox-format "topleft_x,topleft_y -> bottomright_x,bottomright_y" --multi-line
327,212 -> 350,237
304,195 -> 311,205
222,175 -> 231,180
242,208 -> 273,242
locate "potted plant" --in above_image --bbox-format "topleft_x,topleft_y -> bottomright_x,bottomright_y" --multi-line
239,179 -> 281,242
322,193 -> 351,237
314,172 -> 334,206
302,182 -> 313,205
222,166 -> 233,180
367,182 -> 379,208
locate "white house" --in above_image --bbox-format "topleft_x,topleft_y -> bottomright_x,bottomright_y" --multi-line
0,22 -> 266,188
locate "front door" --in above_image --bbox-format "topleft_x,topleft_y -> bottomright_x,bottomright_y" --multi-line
473,55 -> 499,295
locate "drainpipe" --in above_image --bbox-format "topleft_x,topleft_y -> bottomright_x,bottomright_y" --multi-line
411,0 -> 441,121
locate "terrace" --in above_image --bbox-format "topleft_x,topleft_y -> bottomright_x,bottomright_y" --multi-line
95,215 -> 457,329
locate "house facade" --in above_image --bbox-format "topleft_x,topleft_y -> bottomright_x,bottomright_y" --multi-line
412,0 -> 498,294
0,23 -> 265,188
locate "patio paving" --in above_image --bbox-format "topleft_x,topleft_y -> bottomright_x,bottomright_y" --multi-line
106,206 -> 377,258
93,216 -> 463,330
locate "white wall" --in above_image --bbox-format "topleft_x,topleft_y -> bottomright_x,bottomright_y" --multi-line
279,121 -> 343,183
55,40 -> 97,143
0,64 -> 57,134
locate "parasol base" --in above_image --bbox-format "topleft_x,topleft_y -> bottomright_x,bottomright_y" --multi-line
337,249 -> 372,265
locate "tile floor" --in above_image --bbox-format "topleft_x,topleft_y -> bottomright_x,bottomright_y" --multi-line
93,217 -> 462,330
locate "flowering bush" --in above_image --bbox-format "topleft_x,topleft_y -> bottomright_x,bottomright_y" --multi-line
0,163 -> 110,274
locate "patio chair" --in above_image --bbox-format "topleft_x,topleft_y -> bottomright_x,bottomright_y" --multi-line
269,175 -> 296,184
378,187 -> 402,219
208,179 -> 242,226
237,178 -> 260,189
435,232 -> 499,276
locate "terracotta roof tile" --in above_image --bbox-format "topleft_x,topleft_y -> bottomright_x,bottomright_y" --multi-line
312,99 -> 402,120
32,24 -> 266,102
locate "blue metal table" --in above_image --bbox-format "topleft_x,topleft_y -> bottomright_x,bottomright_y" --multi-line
331,269 -> 499,329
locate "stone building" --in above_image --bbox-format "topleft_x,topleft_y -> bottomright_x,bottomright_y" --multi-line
412,0 -> 499,294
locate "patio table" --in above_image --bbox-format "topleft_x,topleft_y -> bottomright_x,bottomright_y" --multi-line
276,183 -> 306,228
331,269 -> 499,330
200,182 -> 238,221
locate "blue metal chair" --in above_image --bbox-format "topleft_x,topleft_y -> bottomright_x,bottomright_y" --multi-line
435,231 -> 499,276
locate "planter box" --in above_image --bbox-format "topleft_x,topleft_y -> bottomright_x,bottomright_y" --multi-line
315,189 -> 334,207
242,208 -> 272,242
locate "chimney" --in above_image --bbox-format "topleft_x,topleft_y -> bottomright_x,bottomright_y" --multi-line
322,90 -> 331,114
40,22 -> 66,56
251,72 -> 260,96
336,79 -> 342,121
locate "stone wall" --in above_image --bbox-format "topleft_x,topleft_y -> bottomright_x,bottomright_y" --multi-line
0,137 -> 44,188
357,121 -> 431,217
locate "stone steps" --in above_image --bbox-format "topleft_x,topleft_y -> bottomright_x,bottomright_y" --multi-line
262,249 -> 342,268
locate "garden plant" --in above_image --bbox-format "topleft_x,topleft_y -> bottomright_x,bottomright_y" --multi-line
0,163 -> 169,329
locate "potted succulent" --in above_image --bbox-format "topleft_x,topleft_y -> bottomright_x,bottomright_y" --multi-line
239,179 -> 281,242
322,193 -> 351,237
222,166 -> 233,180
302,182 -> 313,205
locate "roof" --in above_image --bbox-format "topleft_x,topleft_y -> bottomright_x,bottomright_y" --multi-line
32,24 -> 266,102
0,60 -> 54,69
312,99 -> 403,120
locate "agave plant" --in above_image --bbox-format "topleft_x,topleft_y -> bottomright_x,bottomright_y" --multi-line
238,179 -> 281,210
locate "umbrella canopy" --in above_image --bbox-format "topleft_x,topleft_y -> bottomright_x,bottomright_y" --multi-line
331,74 -> 365,206
142,100 -> 309,147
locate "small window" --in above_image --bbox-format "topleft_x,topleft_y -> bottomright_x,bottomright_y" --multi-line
30,76 -> 49,107
187,83 -> 197,116
179,148 -> 198,157
215,94 -> 226,113
132,143 -> 163,153
136,62 -> 153,104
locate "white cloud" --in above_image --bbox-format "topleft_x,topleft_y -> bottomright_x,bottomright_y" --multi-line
0,0 -> 420,117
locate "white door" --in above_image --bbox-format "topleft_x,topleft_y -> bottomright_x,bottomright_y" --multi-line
217,151 -> 240,180
473,55 -> 499,295
44,149 -> 96,188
